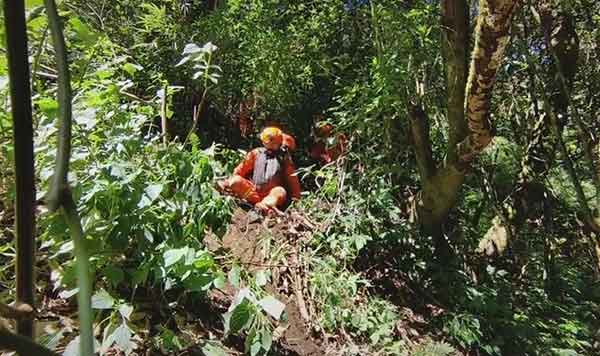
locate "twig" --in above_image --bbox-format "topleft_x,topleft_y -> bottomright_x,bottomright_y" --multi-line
34,71 -> 58,80
160,82 -> 168,145
215,258 -> 301,269
292,251 -> 310,322
184,87 -> 208,146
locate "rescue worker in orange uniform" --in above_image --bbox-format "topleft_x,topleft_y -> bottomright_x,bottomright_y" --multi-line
218,127 -> 301,214
310,121 -> 348,165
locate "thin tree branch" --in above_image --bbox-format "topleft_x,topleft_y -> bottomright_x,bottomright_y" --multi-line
161,82 -> 169,145
43,0 -> 94,355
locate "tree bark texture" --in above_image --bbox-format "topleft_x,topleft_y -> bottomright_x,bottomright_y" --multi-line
412,0 -> 520,234
457,0 -> 520,163
408,102 -> 435,181
3,0 -> 36,338
442,0 -> 470,164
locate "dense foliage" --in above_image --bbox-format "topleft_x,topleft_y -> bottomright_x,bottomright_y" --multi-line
1,0 -> 599,355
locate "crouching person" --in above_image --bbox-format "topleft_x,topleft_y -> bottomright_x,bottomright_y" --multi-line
218,127 -> 301,214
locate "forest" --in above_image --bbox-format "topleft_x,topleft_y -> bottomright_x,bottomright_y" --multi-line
0,0 -> 599,355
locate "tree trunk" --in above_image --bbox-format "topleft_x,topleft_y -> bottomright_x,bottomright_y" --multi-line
412,0 -> 520,236
442,0 -> 470,164
3,0 -> 36,338
456,0 -> 520,163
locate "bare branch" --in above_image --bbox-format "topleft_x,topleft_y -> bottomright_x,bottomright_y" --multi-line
43,1 -> 94,354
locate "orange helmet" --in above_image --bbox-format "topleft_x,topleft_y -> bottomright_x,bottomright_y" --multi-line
260,127 -> 283,147
314,122 -> 334,138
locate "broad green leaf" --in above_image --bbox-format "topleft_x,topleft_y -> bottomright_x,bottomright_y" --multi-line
258,295 -> 285,320
201,342 -> 228,356
163,247 -> 188,268
68,17 -> 97,44
103,266 -> 124,287
122,63 -> 142,76
250,340 -> 262,356
145,184 -> 163,201
119,304 -> 134,320
92,289 -> 115,309
57,241 -> 74,255
228,264 -> 241,288
26,0 -> 43,8
261,329 -> 273,351
183,273 -> 213,291
213,272 -> 226,289
255,270 -> 268,287
175,56 -> 191,67
229,300 -> 252,334
113,323 -> 134,354
182,43 -> 202,55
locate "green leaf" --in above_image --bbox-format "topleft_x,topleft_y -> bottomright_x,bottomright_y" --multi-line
183,273 -> 214,291
229,300 -> 253,334
250,340 -> 262,356
122,63 -> 142,76
92,289 -> 115,309
255,270 -> 268,287
26,0 -> 43,8
261,329 -> 273,351
163,247 -> 188,268
103,266 -> 125,287
145,184 -> 163,201
68,17 -> 97,44
213,272 -> 226,289
58,288 -> 78,299
551,349 -> 580,356
201,342 -> 228,356
143,229 -> 154,243
182,43 -> 202,55
119,304 -> 134,320
74,108 -> 97,130
228,264 -> 241,288
258,295 -> 285,320
113,323 -> 134,353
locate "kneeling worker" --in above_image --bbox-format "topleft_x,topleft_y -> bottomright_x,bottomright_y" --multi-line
218,127 -> 301,214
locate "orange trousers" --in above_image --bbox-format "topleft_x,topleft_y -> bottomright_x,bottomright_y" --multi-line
228,175 -> 288,209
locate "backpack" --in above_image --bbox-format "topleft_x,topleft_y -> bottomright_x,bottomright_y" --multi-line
252,148 -> 285,190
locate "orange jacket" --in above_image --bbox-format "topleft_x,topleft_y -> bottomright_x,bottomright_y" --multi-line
310,134 -> 348,164
233,148 -> 301,200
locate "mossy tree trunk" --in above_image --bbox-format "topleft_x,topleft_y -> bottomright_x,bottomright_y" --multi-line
410,0 -> 520,250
